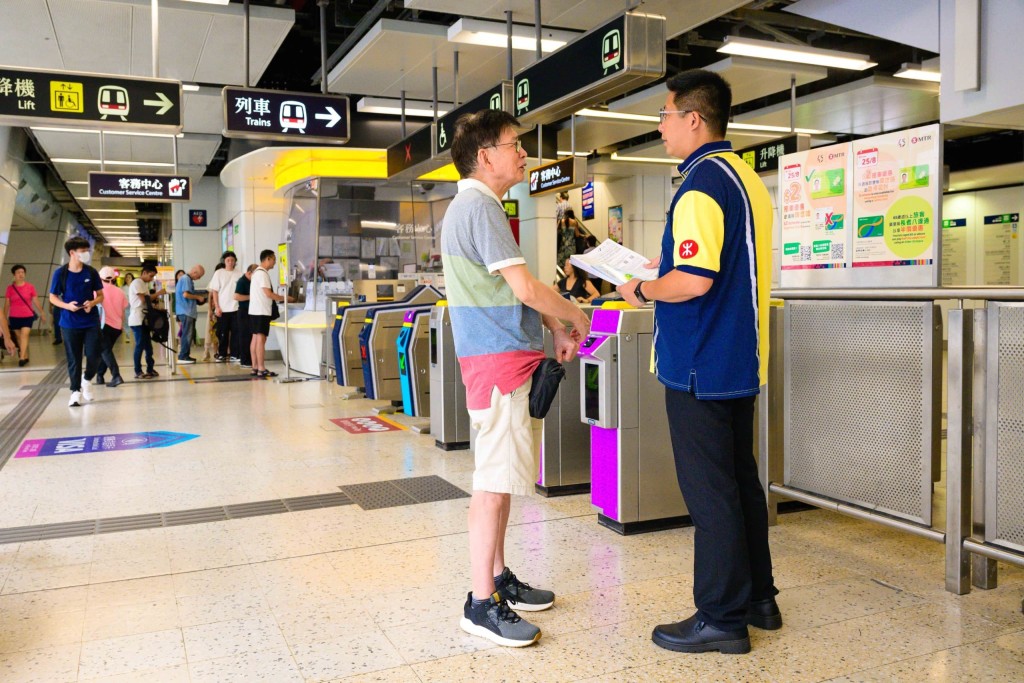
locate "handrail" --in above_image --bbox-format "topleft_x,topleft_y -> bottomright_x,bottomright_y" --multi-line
771,286 -> 1024,301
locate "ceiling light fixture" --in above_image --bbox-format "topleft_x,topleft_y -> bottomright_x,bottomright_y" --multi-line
86,209 -> 138,213
447,18 -> 579,53
32,126 -> 184,139
52,158 -> 176,167
179,0 -> 230,5
557,151 -> 591,157
577,108 -> 826,134
356,97 -> 451,118
894,63 -> 941,82
89,218 -> 138,222
610,152 -> 680,164
718,36 -> 876,71
182,83 -> 200,91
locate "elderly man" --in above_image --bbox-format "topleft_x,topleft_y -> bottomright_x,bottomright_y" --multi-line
442,109 -> 590,647
174,263 -> 205,365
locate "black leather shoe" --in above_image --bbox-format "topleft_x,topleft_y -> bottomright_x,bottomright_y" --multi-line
652,614 -> 751,654
747,597 -> 783,630
107,376 -> 124,388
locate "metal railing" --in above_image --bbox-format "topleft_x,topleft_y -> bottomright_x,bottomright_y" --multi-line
761,286 -> 1024,595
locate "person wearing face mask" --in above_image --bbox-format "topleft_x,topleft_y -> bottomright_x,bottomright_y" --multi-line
49,236 -> 104,407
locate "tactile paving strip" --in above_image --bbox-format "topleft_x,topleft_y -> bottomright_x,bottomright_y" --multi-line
340,475 -> 469,510
0,491 -> 354,545
0,362 -> 68,470
339,481 -> 417,510
391,475 -> 471,504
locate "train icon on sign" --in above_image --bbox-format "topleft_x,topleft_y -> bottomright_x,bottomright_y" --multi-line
280,100 -> 307,133
602,29 -> 621,74
98,85 -> 129,120
516,79 -> 530,114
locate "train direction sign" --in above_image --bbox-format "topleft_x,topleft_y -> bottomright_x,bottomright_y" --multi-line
89,172 -> 192,202
222,87 -> 350,143
0,65 -> 182,132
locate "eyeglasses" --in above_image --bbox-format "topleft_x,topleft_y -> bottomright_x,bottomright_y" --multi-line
658,108 -> 705,123
487,139 -> 523,152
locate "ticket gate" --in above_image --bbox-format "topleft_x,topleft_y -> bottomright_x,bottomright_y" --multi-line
361,303 -> 437,402
578,306 -> 688,534
332,285 -> 442,388
398,309 -> 432,417
429,303 -> 470,450
537,311 -> 594,497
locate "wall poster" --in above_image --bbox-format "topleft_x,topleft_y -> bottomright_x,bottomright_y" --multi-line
779,123 -> 940,288
608,205 -> 623,244
779,142 -> 850,273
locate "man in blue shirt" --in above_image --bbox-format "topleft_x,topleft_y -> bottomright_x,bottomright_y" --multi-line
49,237 -> 104,407
618,70 -> 778,655
174,264 -> 206,364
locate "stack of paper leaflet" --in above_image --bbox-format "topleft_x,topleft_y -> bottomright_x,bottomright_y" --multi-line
569,240 -> 658,287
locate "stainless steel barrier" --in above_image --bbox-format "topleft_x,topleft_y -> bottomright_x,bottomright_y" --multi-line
764,287 -> 1024,595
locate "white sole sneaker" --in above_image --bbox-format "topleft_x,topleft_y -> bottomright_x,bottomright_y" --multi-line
68,391 -> 82,407
459,617 -> 541,648
505,598 -> 554,612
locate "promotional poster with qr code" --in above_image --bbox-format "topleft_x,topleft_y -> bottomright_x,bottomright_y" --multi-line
778,143 -> 851,273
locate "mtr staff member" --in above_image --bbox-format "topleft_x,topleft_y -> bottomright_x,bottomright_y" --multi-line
616,69 -> 779,656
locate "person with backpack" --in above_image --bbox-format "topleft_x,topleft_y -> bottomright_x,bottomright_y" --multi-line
174,264 -> 206,365
128,264 -> 165,379
49,237 -> 104,407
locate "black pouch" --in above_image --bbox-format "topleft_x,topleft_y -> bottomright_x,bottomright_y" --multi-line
529,358 -> 565,419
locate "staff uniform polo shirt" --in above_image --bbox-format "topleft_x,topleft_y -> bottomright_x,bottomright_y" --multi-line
441,178 -> 544,410
653,141 -> 773,399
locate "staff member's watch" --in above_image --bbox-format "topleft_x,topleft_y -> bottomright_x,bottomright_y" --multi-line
633,279 -> 649,305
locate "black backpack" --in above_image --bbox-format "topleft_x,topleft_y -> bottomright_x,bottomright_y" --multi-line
146,304 -> 170,343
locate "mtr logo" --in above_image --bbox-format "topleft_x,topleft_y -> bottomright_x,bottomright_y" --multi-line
679,240 -> 699,259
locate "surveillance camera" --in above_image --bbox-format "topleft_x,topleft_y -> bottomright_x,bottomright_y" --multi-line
422,182 -> 435,192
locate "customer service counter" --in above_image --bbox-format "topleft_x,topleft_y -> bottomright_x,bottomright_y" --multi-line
270,307 -> 326,377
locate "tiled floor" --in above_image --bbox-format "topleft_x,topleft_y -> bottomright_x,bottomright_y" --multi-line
0,337 -> 1022,682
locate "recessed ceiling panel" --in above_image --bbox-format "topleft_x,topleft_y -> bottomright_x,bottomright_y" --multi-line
0,0 -> 66,68
49,0 -> 133,76
734,76 -> 939,135
182,90 -> 223,135
556,117 -> 657,154
611,57 -> 829,118
326,19 -> 540,101
403,0 -> 748,39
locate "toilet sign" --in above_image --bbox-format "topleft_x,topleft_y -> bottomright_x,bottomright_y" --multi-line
16,431 -> 198,458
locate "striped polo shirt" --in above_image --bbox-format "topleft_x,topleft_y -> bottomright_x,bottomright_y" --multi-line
653,141 -> 773,398
441,178 -> 544,410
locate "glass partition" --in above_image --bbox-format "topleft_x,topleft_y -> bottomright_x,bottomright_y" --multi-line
284,179 -> 453,311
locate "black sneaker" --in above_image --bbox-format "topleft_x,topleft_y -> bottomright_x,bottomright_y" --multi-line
495,567 -> 554,612
460,592 -> 540,648
177,357 -> 197,365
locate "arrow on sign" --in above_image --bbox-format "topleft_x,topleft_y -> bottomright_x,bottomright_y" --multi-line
315,106 -> 341,128
143,92 -> 174,115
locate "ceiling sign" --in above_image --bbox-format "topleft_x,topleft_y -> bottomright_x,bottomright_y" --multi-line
736,134 -> 809,175
512,12 -> 664,126
0,65 -> 182,133
528,157 -> 587,197
387,122 -> 435,180
89,172 -> 191,202
435,81 -> 514,159
222,86 -> 350,143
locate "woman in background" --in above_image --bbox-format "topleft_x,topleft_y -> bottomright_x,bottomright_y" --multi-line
552,258 -> 599,304
4,264 -> 45,366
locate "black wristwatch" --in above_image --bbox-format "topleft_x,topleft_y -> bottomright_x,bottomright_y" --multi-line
633,279 -> 649,305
